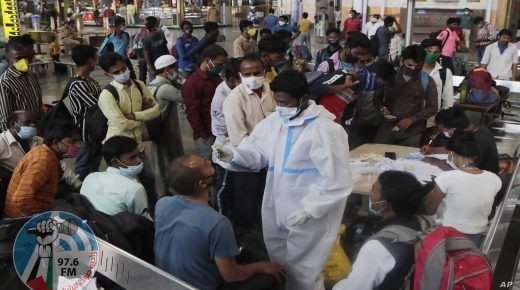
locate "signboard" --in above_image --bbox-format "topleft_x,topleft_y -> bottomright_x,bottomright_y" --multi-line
1,0 -> 21,39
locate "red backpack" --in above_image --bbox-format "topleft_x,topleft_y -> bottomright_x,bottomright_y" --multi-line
413,226 -> 492,290
374,218 -> 492,290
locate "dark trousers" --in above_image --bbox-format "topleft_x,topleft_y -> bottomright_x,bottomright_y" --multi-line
138,152 -> 157,216
219,274 -> 282,290
124,58 -> 137,80
75,141 -> 102,180
138,58 -> 147,82
228,170 -> 267,231
440,55 -> 454,73
476,45 -> 488,64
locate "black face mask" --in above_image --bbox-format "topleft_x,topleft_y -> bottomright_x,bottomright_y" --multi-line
402,66 -> 420,77
344,54 -> 359,64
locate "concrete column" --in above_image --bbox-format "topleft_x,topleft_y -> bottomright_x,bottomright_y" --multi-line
404,0 -> 414,46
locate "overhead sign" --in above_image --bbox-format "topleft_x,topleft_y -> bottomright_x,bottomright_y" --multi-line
1,0 -> 21,39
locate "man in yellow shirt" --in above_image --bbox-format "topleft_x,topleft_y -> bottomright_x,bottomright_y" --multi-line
126,1 -> 136,25
296,12 -> 313,54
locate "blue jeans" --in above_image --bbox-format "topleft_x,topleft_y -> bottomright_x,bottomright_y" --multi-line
466,233 -> 484,247
138,152 -> 157,216
476,45 -> 487,64
75,141 -> 102,180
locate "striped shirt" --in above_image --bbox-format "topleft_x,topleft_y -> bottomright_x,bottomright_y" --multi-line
68,75 -> 101,134
475,22 -> 496,47
0,67 -> 43,131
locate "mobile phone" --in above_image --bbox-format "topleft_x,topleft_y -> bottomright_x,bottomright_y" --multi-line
385,152 -> 397,160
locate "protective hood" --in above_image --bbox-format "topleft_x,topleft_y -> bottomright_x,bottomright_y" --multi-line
282,100 -> 336,127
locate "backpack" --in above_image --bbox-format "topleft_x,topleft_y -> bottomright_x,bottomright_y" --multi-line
37,77 -> 78,135
144,83 -> 168,141
84,80 -> 144,147
373,218 -> 492,290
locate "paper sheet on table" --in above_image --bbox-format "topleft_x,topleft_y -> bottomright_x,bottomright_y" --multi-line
349,158 -> 380,181
403,152 -> 448,161
375,159 -> 443,183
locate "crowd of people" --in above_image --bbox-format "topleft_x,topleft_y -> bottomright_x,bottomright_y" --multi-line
0,6 -> 516,290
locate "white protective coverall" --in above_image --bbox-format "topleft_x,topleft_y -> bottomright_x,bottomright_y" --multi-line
224,101 -> 352,290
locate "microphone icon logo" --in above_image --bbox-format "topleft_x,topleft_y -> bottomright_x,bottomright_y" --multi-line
12,211 -> 99,290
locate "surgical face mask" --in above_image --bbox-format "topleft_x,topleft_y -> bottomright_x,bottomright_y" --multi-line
241,74 -> 264,90
184,28 -> 193,35
464,11 -> 469,15
16,123 -> 37,140
167,71 -> 178,82
371,17 -> 377,23
247,28 -> 256,37
119,161 -> 144,175
477,23 -> 484,28
278,21 -> 286,26
447,151 -> 458,170
60,141 -> 80,158
425,52 -> 440,64
369,198 -> 385,216
276,105 -> 298,119
120,26 -> 126,31
14,58 -> 29,72
443,129 -> 452,138
208,59 -> 224,75
112,68 -> 131,83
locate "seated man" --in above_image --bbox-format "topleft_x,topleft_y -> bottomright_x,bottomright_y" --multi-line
4,121 -> 81,217
422,107 -> 499,174
154,155 -> 285,290
0,111 -> 81,198
81,136 -> 151,219
333,171 -> 432,290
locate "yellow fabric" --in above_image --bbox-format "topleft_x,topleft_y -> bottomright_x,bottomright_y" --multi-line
126,4 -> 136,14
97,80 -> 160,152
49,41 -> 60,55
264,67 -> 278,84
298,19 -> 313,33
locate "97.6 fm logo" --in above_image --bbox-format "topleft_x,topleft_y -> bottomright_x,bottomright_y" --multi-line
13,211 -> 99,290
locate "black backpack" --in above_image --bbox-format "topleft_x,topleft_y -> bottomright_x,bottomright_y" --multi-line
37,77 -> 78,135
84,80 -> 144,147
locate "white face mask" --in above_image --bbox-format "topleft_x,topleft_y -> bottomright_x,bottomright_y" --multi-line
443,130 -> 452,138
240,74 -> 264,90
278,21 -> 286,26
371,18 -> 377,23
113,68 -> 131,83
118,161 -> 144,176
276,106 -> 298,119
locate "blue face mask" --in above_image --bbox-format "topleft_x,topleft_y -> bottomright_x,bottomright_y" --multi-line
16,123 -> 37,140
167,71 -> 178,82
369,198 -> 385,216
118,161 -> 144,176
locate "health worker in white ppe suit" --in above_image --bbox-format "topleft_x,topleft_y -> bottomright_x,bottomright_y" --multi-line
213,70 -> 352,290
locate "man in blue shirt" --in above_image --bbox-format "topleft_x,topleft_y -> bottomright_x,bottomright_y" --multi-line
175,20 -> 199,77
154,155 -> 285,290
187,21 -> 219,67
81,136 -> 151,220
99,16 -> 136,80
272,15 -> 299,36
314,27 -> 342,70
263,8 -> 278,31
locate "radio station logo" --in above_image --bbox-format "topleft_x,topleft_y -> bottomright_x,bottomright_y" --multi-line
13,211 -> 99,290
